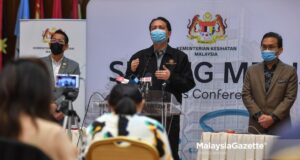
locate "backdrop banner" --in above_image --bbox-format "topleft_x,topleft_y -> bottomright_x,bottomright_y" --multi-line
87,0 -> 300,159
19,19 -> 86,124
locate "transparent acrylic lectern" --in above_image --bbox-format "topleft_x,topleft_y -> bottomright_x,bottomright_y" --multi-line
142,90 -> 182,127
94,90 -> 181,128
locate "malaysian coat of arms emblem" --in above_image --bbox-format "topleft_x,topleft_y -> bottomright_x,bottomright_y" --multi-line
187,12 -> 227,44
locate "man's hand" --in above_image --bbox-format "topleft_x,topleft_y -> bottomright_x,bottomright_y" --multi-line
155,65 -> 170,80
258,114 -> 274,128
50,103 -> 64,121
131,58 -> 140,72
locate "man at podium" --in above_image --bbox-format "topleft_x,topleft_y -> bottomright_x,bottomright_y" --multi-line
125,17 -> 195,160
125,16 -> 195,104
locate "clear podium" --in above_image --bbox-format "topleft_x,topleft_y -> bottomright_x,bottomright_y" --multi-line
142,90 -> 181,127
96,90 -> 181,127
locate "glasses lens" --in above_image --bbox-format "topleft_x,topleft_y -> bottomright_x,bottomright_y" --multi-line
261,45 -> 277,50
50,39 -> 65,44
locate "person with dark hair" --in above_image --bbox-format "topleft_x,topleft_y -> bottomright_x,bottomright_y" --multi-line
84,84 -> 173,160
41,29 -> 80,122
242,32 -> 298,134
0,58 -> 77,160
125,17 -> 195,104
125,16 -> 195,159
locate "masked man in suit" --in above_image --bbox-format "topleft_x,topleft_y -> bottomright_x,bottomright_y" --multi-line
242,32 -> 298,135
41,29 -> 80,122
125,17 -> 195,160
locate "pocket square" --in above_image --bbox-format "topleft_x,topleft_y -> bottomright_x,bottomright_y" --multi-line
277,79 -> 288,83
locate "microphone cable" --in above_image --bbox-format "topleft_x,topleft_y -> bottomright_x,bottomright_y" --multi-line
76,91 -> 105,147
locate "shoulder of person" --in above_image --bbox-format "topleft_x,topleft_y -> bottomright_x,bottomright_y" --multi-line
31,118 -> 77,160
36,118 -> 65,133
167,45 -> 188,57
51,126 -> 77,160
64,56 -> 79,66
134,115 -> 165,131
279,61 -> 296,71
86,113 -> 115,134
247,62 -> 263,71
95,113 -> 113,122
89,113 -> 115,127
40,55 -> 50,62
131,46 -> 153,58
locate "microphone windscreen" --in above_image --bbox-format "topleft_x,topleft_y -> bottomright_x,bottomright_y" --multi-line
129,75 -> 140,84
116,76 -> 124,83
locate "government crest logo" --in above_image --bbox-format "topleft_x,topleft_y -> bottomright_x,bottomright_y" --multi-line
187,12 -> 227,44
42,27 -> 57,43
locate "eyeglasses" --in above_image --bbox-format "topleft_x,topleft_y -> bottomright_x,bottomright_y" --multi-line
50,39 -> 65,45
261,45 -> 278,51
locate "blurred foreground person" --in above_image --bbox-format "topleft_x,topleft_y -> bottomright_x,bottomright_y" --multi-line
0,58 -> 77,160
84,84 -> 173,160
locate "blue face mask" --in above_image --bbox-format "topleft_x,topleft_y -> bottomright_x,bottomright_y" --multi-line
261,50 -> 277,62
150,29 -> 167,44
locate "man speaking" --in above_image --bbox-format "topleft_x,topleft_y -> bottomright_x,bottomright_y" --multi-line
125,17 -> 195,160
125,17 -> 195,104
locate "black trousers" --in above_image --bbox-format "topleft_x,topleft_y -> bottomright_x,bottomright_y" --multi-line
150,115 -> 180,160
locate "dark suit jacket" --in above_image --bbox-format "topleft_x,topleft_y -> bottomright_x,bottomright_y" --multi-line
242,60 -> 298,134
41,55 -> 80,101
125,45 -> 195,103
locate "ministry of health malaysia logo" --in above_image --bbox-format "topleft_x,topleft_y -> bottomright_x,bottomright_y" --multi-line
187,12 -> 227,44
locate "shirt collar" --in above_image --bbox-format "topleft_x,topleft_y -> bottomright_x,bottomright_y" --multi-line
264,58 -> 279,71
51,56 -> 64,65
149,45 -> 169,56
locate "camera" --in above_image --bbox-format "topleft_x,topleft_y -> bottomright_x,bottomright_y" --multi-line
55,74 -> 79,89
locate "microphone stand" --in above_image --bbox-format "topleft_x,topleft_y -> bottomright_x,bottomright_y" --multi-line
141,82 -> 150,111
161,82 -> 167,128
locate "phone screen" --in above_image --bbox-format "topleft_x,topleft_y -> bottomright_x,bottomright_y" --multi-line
55,74 -> 79,88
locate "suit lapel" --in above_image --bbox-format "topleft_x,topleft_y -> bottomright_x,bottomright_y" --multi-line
257,63 -> 266,94
59,57 -> 67,74
267,61 -> 284,95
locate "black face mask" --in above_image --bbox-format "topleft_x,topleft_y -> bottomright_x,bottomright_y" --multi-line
50,42 -> 64,55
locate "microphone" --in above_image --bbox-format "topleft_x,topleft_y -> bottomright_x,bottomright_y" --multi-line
141,73 -> 152,83
129,74 -> 140,85
140,73 -> 152,94
115,75 -> 129,84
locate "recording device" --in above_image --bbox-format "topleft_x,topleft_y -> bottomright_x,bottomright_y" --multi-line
115,75 -> 140,85
55,74 -> 79,89
55,74 -> 79,113
55,89 -> 78,114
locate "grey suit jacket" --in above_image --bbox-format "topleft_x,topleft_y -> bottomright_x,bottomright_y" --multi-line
41,55 -> 80,101
242,60 -> 298,134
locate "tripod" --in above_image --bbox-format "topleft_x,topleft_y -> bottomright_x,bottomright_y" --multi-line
62,100 -> 81,142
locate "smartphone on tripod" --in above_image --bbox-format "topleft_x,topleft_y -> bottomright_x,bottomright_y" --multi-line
55,74 -> 81,141
55,74 -> 79,89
